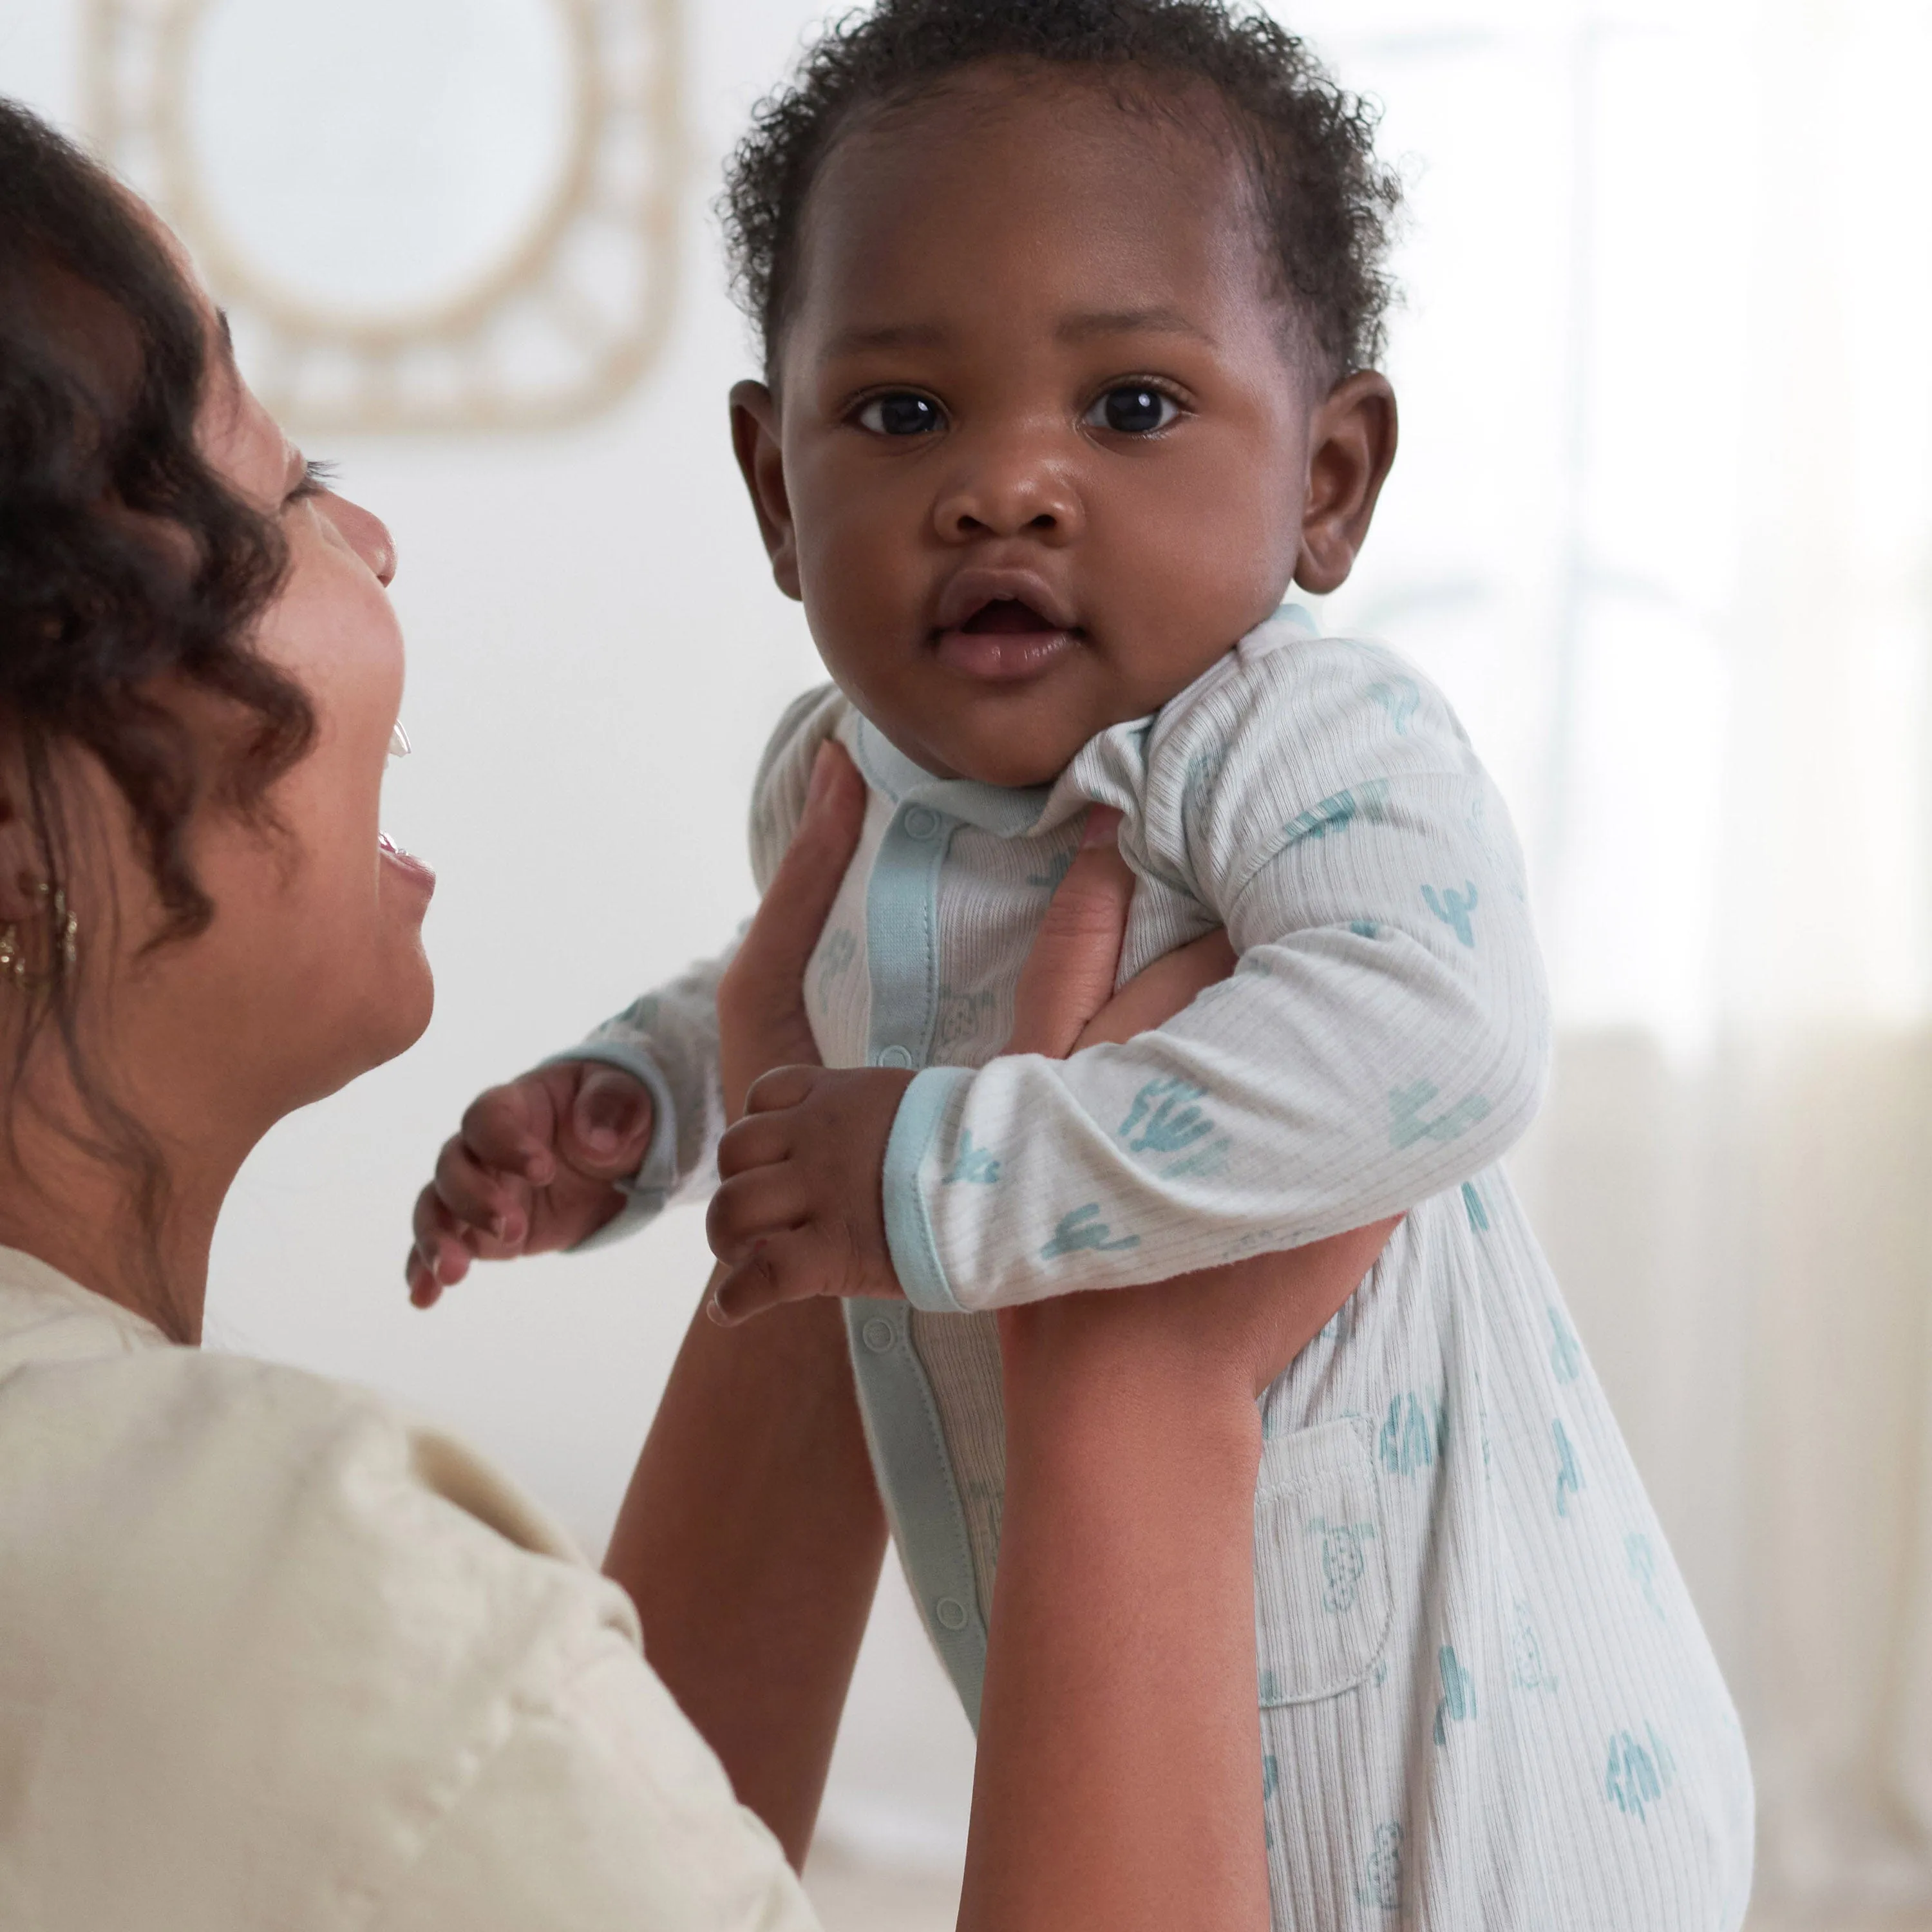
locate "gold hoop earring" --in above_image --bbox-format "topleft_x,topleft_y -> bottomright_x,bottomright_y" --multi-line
1,881 -> 78,993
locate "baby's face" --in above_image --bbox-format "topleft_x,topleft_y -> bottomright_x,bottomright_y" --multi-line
735,70 -> 1381,787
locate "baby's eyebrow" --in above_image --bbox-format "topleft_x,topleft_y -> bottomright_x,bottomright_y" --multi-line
819,320 -> 949,363
1055,305 -> 1212,345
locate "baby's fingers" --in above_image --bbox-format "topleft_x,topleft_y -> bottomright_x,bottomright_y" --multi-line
708,1227 -> 838,1327
408,1186 -> 481,1307
558,1065 -> 655,1180
459,1080 -> 558,1188
434,1135 -> 535,1251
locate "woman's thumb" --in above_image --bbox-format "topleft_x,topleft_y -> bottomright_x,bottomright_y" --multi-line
565,1066 -> 654,1175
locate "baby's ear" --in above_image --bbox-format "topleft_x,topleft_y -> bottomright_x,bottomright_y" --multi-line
1295,371 -> 1398,596
729,380 -> 801,600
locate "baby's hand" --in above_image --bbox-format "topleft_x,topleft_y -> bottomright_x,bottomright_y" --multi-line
706,1065 -> 915,1322
406,1061 -> 656,1308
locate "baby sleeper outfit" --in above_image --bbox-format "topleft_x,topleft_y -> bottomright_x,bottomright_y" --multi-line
571,607 -> 1754,1927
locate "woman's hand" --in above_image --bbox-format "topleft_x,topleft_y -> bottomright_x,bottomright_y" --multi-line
960,819 -> 1398,1932
714,743 -> 868,1121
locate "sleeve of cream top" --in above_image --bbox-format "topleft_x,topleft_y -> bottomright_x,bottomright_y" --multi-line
880,634 -> 1553,1312
558,685 -> 848,1250
0,1336 -> 819,1932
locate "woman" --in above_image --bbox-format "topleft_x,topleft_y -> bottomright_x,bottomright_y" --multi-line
0,99 -> 1390,1929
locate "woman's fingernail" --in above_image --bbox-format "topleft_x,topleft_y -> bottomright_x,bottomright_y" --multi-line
1081,804 -> 1122,848
806,741 -> 835,809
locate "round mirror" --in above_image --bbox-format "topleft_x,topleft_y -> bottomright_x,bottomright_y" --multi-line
181,0 -> 577,325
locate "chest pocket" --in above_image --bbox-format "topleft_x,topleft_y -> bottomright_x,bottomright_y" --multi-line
1253,1416 -> 1390,1706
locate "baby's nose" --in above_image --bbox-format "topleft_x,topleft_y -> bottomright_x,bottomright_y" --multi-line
933,446 -> 1081,543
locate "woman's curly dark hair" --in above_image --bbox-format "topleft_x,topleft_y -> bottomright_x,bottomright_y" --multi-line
1,98 -> 317,1323
722,0 -> 1403,381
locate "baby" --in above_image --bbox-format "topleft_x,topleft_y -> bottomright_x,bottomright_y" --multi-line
413,2 -> 1752,1922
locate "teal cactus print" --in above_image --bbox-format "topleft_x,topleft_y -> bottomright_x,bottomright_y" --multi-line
1307,1513 -> 1377,1613
1261,1751 -> 1280,1851
1041,1204 -> 1140,1260
1368,677 -> 1421,735
1605,1725 -> 1676,1819
815,930 -> 857,1002
1554,1418 -> 1583,1517
934,985 -> 995,1054
1356,1823 -> 1403,1912
1182,746 -> 1228,843
1433,1643 -> 1477,1745
1283,779 -> 1391,847
1026,847 -> 1075,891
943,1130 -> 1001,1186
1462,1180 -> 1490,1232
1422,880 -> 1481,947
1548,1307 -> 1582,1383
1349,919 -> 1384,939
1118,1077 -> 1215,1155
1626,1533 -> 1665,1619
618,993 -> 661,1031
1320,1295 -> 1359,1345
1388,1081 -> 1493,1150
1380,1392 -> 1446,1475
1510,1599 -> 1559,1692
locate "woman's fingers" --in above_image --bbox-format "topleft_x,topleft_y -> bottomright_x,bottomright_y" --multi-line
717,741 -> 867,1118
1005,807 -> 1133,1057
1072,928 -> 1239,1052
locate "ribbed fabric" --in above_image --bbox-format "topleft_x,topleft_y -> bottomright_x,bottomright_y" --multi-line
574,609 -> 1754,1927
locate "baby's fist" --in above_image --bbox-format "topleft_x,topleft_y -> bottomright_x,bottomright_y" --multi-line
706,1064 -> 914,1322
406,1059 -> 655,1307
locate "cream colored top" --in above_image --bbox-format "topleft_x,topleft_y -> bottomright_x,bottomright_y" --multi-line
0,1245 -> 819,1932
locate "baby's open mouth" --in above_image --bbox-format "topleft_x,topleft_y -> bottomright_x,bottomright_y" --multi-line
959,596 -> 1060,634
934,596 -> 1080,684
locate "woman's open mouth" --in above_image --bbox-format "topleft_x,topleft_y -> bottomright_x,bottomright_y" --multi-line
379,721 -> 435,896
933,596 -> 1080,682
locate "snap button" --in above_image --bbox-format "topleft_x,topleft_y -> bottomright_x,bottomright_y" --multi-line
875,1045 -> 914,1069
902,806 -> 940,840
861,1317 -> 895,1353
934,1596 -> 969,1631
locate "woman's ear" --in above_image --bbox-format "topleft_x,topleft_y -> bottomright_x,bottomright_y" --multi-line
729,380 -> 802,602
1294,371 -> 1398,596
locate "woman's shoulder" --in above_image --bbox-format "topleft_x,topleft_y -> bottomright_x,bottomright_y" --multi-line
0,1298 -> 811,1929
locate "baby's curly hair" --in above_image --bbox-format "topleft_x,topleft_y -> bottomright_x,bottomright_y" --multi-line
723,0 -> 1403,381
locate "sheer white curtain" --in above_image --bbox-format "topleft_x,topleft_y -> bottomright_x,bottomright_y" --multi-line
1300,0 -> 1932,1911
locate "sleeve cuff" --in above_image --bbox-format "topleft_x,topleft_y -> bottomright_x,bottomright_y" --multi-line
540,1043 -> 680,1253
881,1066 -> 972,1314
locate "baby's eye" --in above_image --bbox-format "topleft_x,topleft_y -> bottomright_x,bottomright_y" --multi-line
856,392 -> 945,437
1084,386 -> 1182,435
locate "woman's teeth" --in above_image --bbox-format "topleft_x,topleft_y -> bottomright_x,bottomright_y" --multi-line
388,720 -> 412,761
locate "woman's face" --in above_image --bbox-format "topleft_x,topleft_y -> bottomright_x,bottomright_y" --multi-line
109,237 -> 434,1149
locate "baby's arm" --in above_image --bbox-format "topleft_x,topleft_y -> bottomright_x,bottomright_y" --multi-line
709,639 -> 1549,1317
405,688 -> 849,1300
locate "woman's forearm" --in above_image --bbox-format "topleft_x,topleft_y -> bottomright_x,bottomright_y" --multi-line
961,1301 -> 1273,1932
603,1289 -> 886,1868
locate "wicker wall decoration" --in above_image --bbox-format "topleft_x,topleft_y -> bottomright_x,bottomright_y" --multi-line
84,0 -> 683,433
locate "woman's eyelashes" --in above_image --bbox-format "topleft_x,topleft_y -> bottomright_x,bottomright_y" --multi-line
1082,384 -> 1184,435
289,457 -> 339,503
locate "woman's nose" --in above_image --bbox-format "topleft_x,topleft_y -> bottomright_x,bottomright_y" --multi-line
328,497 -> 399,587
932,440 -> 1082,544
